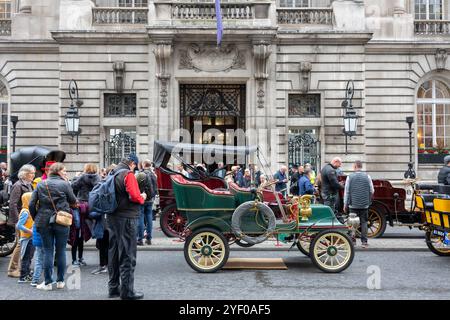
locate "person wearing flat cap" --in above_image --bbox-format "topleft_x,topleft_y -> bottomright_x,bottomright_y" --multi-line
106,153 -> 147,300
437,155 -> 450,185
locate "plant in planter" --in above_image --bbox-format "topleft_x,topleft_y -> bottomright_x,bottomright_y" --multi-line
435,141 -> 449,154
0,146 -> 6,154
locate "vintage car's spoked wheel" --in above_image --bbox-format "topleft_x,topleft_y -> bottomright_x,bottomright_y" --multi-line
184,228 -> 230,273
425,231 -> 450,256
0,234 -> 17,257
296,233 -> 311,257
160,204 -> 187,238
309,231 -> 354,273
356,207 -> 387,239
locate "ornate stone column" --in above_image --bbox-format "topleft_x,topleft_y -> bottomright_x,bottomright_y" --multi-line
253,40 -> 272,108
153,39 -> 173,109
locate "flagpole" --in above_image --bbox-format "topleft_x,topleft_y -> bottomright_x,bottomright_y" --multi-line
215,0 -> 223,46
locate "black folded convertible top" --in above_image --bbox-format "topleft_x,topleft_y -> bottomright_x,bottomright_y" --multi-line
10,146 -> 66,183
153,140 -> 257,168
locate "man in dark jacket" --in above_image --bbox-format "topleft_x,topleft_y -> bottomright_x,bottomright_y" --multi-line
136,160 -> 156,246
437,155 -> 450,185
289,165 -> 300,196
320,157 -> 344,220
274,166 -> 288,197
343,160 -> 374,248
107,154 -> 146,300
298,170 -> 315,196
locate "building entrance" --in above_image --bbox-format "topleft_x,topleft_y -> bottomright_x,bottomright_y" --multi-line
179,84 -> 246,169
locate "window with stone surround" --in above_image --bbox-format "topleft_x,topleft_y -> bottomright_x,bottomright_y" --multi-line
288,94 -> 321,117
415,0 -> 446,19
104,93 -> 136,117
417,79 -> 450,163
277,0 -> 332,8
0,0 -> 11,19
0,81 -> 8,161
104,128 -> 137,166
94,0 -> 147,7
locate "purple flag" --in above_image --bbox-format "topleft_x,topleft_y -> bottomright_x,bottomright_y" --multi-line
215,0 -> 223,46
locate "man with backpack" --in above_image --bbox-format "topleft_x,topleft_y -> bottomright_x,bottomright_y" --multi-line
136,160 -> 157,246
98,154 -> 146,300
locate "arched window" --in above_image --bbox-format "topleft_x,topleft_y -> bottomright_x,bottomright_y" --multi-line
0,80 -> 9,161
417,79 -> 450,161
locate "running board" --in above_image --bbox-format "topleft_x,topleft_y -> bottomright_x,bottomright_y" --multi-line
392,222 -> 424,228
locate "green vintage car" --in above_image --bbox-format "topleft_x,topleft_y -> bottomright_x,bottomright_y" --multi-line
161,142 -> 355,274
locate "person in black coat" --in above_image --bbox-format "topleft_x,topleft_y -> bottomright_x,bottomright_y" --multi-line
437,155 -> 450,185
70,164 -> 100,266
289,165 -> 300,196
29,163 -> 77,290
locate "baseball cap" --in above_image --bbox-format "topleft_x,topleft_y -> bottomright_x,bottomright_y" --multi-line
127,153 -> 139,165
444,155 -> 450,165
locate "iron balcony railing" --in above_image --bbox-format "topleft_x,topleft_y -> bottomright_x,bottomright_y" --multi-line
415,19 -> 450,35
277,7 -> 333,25
92,7 -> 148,24
172,2 -> 255,20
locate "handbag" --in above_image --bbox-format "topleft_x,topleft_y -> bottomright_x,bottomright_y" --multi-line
45,181 -> 73,227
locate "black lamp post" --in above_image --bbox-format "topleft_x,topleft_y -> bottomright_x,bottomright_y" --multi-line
342,80 -> 359,154
10,115 -> 19,152
404,116 -> 416,179
65,80 -> 83,154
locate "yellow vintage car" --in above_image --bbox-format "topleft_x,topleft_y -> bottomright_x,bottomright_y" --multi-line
415,186 -> 450,256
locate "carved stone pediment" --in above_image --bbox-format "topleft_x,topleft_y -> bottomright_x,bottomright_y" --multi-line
179,44 -> 246,72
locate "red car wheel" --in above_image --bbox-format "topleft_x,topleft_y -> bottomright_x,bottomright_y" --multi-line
159,204 -> 187,238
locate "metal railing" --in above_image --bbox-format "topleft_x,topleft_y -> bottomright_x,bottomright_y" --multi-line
172,2 -> 255,20
0,19 -> 11,36
92,7 -> 148,24
277,7 -> 333,25
415,19 -> 450,35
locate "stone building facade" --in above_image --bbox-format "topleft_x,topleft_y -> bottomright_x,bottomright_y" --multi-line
0,0 -> 449,182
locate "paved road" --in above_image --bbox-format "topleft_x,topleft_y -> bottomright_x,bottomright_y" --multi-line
1,250 -> 449,300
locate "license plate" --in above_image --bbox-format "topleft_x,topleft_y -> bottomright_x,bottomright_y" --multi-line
444,232 -> 450,246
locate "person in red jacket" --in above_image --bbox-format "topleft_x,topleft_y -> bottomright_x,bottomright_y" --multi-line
106,154 -> 146,300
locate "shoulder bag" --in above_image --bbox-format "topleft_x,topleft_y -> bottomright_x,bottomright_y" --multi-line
45,181 -> 73,227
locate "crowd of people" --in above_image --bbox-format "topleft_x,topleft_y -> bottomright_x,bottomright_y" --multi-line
1,152 -> 380,297
4,154 -> 156,299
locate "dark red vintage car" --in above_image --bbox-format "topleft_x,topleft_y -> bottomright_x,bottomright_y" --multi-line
337,176 -> 424,238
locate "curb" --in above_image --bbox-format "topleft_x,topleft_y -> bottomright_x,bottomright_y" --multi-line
78,246 -> 429,252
